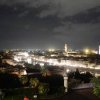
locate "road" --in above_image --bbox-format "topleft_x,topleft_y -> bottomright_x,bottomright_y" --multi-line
54,89 -> 100,100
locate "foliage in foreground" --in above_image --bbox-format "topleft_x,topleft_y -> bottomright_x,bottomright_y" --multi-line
19,75 -> 28,86
91,77 -> 100,97
38,83 -> 49,95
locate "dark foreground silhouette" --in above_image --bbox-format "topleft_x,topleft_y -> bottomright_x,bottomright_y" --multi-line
53,88 -> 100,100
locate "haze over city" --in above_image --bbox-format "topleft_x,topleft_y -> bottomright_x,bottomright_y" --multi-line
0,0 -> 100,49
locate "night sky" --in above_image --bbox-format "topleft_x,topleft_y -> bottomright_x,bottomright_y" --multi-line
0,0 -> 100,50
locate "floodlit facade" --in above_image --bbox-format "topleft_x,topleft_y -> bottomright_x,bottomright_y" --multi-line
99,45 -> 100,55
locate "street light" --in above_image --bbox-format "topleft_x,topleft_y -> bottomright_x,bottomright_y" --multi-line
63,72 -> 68,93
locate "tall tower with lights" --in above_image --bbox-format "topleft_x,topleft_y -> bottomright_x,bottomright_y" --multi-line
99,45 -> 100,55
64,43 -> 68,56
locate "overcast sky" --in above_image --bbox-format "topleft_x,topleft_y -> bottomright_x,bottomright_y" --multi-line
0,0 -> 100,50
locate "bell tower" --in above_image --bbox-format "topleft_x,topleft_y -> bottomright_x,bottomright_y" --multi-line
64,43 -> 68,56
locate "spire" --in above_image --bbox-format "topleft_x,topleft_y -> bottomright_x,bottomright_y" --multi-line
64,43 -> 68,56
99,45 -> 100,55
65,43 -> 67,53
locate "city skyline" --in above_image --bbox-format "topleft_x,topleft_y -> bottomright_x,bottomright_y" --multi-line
0,0 -> 100,49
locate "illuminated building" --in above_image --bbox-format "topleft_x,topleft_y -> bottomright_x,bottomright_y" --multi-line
64,43 -> 68,56
65,44 -> 67,52
6,47 -> 100,77
99,45 -> 100,55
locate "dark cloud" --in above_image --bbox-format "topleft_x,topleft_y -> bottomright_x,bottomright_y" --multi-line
63,6 -> 100,24
0,0 -> 100,18
0,0 -> 100,49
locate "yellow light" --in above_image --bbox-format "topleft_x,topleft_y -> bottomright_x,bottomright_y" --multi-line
84,48 -> 90,54
48,48 -> 55,52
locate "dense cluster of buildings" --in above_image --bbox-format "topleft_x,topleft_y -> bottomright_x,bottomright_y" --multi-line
0,44 -> 100,76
